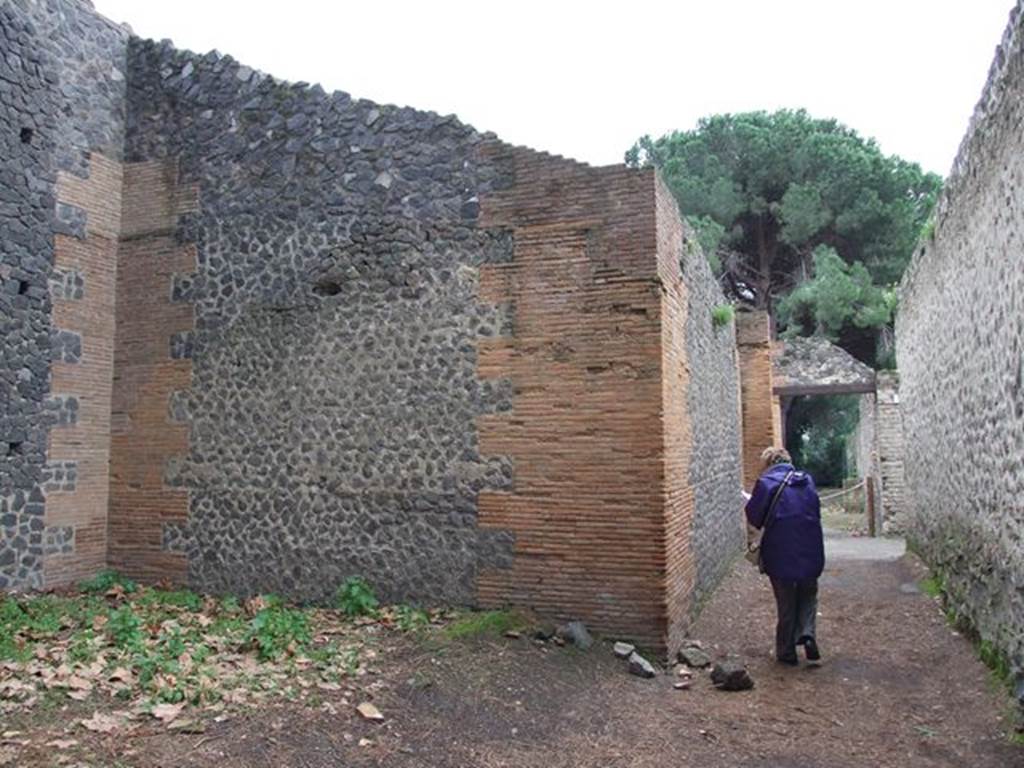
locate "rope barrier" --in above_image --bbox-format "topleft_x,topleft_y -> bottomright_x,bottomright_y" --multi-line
818,481 -> 867,502
742,479 -> 868,503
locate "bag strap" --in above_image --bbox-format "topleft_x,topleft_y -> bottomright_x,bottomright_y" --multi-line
761,470 -> 795,535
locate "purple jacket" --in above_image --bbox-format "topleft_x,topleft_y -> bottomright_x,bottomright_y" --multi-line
745,463 -> 825,581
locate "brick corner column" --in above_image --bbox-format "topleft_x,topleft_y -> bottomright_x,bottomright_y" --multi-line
108,159 -> 198,584
43,153 -> 124,587
736,309 -> 778,489
473,144 -> 671,652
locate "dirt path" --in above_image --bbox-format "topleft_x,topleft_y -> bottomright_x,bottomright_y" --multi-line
8,537 -> 1022,768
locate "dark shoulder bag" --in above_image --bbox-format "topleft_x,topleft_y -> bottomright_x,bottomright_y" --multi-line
749,470 -> 794,574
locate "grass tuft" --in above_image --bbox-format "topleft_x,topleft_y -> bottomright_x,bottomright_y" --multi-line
711,304 -> 735,328
443,609 -> 526,640
918,575 -> 943,598
79,569 -> 137,594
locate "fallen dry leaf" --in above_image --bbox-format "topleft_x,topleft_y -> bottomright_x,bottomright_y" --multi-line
151,702 -> 185,723
47,738 -> 78,749
108,667 -> 133,684
80,712 -> 124,734
167,719 -> 205,734
356,702 -> 384,721
66,675 -> 92,691
244,596 -> 268,615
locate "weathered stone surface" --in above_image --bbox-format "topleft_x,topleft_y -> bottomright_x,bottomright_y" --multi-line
851,372 -> 906,533
114,35 -> 518,604
613,641 -> 635,659
682,236 -> 745,619
43,525 -> 74,556
532,623 -> 557,641
710,660 -> 754,691
42,461 -> 77,493
896,0 -> 1024,704
628,652 -> 657,679
678,645 -> 711,668
772,336 -> 876,396
0,0 -> 128,589
557,621 -> 593,651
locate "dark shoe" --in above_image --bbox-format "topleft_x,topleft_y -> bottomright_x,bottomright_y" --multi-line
802,638 -> 821,663
777,653 -> 799,666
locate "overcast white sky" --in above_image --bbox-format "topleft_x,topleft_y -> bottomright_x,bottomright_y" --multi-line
91,0 -> 1014,176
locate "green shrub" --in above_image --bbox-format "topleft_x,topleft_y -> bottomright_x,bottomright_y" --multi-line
335,577 -> 379,618
23,595 -> 89,637
67,629 -> 99,664
396,605 -> 430,632
80,569 -> 137,595
979,639 -> 1012,686
920,215 -> 936,242
247,606 -> 311,660
918,575 -> 944,598
0,597 -> 28,661
711,304 -> 734,328
220,595 -> 241,613
106,605 -> 143,649
142,589 -> 202,612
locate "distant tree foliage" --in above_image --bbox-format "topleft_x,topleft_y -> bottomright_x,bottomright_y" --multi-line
776,246 -> 900,366
626,110 -> 941,363
629,109 -> 940,481
785,394 -> 860,487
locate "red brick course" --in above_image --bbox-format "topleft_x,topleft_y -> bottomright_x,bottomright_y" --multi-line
44,155 -> 123,587
474,144 -> 700,653
107,160 -> 198,583
655,175 -> 697,655
736,310 -> 779,489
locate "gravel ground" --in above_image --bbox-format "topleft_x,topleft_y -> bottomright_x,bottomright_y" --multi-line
6,537 -> 1022,768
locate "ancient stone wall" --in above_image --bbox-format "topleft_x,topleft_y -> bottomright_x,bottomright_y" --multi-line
851,374 -> 905,533
853,394 -> 874,482
897,0 -> 1024,696
0,0 -> 127,590
669,182 -> 744,623
2,0 -> 745,652
110,37 -> 746,648
118,38 -> 516,603
873,373 -> 905,533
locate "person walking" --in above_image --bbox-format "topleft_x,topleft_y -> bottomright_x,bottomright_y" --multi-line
745,446 -> 825,666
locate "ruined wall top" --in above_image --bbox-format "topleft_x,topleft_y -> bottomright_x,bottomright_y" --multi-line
895,0 -> 1024,701
771,336 -> 877,396
901,0 -> 1023,294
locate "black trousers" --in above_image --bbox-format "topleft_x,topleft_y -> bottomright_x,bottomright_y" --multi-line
769,577 -> 818,660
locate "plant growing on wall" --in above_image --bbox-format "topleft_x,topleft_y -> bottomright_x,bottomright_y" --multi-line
711,304 -> 735,328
